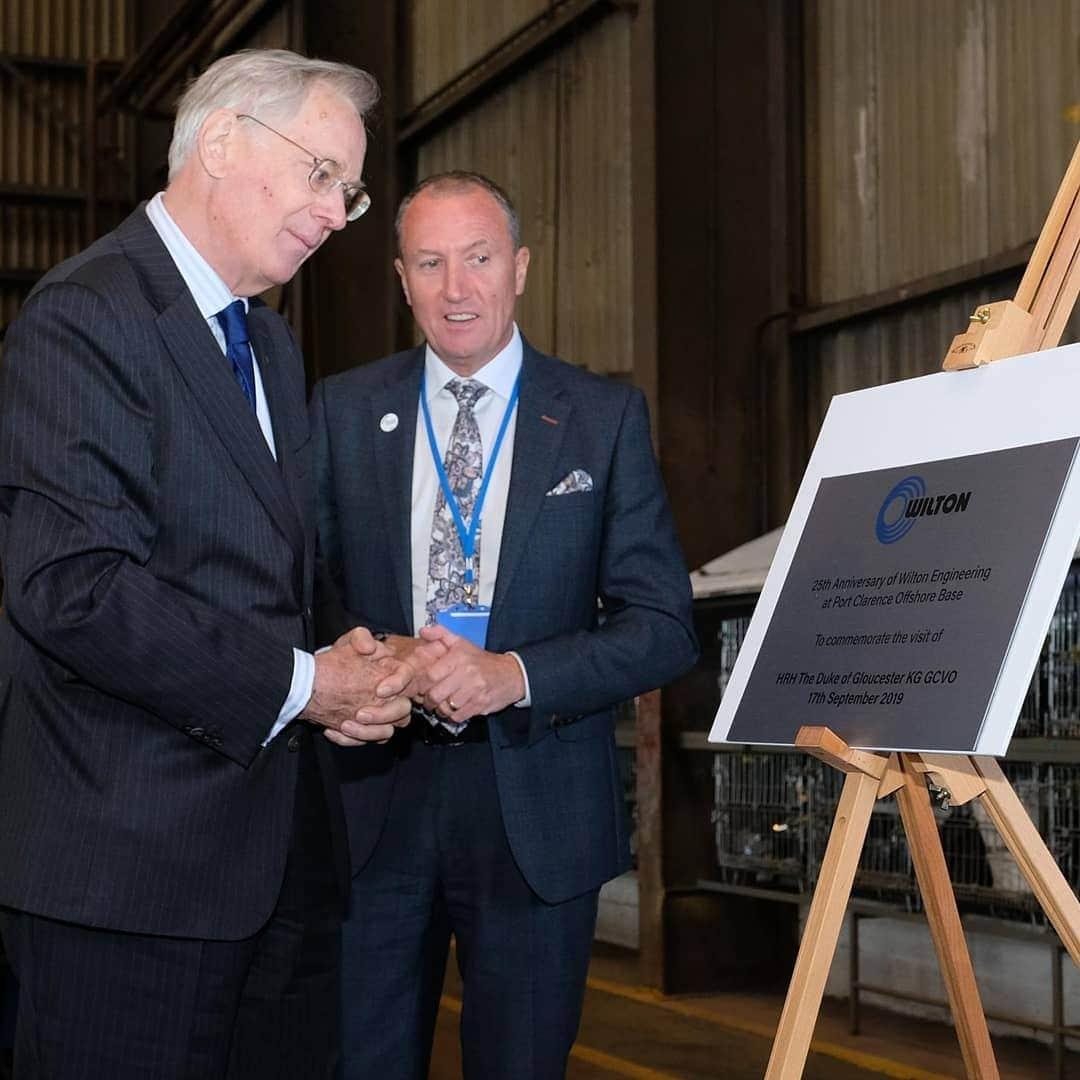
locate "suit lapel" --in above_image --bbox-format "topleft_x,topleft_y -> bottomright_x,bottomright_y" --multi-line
249,310 -> 301,464
249,308 -> 309,553
114,207 -> 306,556
368,353 -> 423,634
112,205 -> 304,557
492,348 -> 570,622
155,296 -> 304,556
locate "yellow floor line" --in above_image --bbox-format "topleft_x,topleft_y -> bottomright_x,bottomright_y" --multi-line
571,1043 -> 684,1080
439,995 -> 681,1079
584,976 -> 959,1080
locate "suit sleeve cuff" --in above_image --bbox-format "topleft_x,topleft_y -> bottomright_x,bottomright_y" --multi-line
507,650 -> 531,708
264,648 -> 315,745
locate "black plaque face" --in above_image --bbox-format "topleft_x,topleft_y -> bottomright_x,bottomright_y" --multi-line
728,438 -> 1079,751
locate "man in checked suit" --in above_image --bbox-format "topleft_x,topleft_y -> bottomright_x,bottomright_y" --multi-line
311,171 -> 698,1078
0,50 -> 414,1078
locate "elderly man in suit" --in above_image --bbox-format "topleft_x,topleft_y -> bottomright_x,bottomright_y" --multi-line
311,170 -> 698,1079
0,49 -> 413,1079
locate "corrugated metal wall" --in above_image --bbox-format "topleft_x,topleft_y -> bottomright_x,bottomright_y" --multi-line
407,0 -> 546,109
803,0 -> 1080,439
0,0 -> 306,343
415,55 -> 560,351
2,0 -> 129,59
0,1 -> 132,335
807,281 -> 1016,430
406,1 -> 638,378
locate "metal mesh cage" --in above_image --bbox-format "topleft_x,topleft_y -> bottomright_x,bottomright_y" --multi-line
713,749 -> 807,888
1048,763 -> 1080,898
713,751 -> 1072,918
707,586 -> 1080,920
1017,564 -> 1080,738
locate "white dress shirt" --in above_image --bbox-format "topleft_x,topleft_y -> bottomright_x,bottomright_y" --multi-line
145,193 -> 313,740
410,326 -> 531,704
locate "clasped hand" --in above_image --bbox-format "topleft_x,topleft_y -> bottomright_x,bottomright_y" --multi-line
301,627 -> 414,746
384,625 -> 525,723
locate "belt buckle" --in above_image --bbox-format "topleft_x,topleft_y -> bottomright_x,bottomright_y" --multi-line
418,716 -> 486,746
420,719 -> 464,747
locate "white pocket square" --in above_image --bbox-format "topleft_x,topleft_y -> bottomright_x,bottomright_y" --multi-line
546,469 -> 593,496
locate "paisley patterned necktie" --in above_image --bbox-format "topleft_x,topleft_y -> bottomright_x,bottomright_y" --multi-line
425,378 -> 490,625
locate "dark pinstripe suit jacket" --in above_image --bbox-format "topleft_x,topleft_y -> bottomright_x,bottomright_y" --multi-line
0,205 -> 346,939
311,343 -> 698,904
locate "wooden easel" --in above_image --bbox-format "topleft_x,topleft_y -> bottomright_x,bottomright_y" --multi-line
766,140 -> 1080,1079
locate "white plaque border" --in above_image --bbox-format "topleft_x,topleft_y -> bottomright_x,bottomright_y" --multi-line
709,342 -> 1080,756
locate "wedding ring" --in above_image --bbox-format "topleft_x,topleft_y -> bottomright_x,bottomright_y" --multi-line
447,698 -> 459,712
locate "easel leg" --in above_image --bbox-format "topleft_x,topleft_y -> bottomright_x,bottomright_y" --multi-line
895,755 -> 999,1080
974,757 -> 1080,967
764,768 -> 880,1080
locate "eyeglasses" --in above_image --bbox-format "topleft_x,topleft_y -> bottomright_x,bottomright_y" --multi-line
237,113 -> 371,221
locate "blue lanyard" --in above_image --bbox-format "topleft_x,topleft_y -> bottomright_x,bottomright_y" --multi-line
420,373 -> 521,590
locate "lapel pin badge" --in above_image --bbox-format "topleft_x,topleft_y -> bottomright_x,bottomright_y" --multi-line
540,414 -> 559,426
380,412 -> 399,433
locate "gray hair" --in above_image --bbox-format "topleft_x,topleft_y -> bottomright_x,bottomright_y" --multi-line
395,171 -> 521,254
167,49 -> 379,181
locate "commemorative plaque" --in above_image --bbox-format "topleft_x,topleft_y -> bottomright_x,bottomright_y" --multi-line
710,342 -> 1080,755
726,440 -> 1077,750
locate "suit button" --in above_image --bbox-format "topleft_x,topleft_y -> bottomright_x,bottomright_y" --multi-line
287,732 -> 302,752
189,726 -> 205,739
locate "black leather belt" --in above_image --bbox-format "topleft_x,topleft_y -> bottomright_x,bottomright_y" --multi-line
416,715 -> 489,746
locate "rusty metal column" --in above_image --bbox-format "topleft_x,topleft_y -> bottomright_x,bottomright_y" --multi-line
635,689 -> 664,988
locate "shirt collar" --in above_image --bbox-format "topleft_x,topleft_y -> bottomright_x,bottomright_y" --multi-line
423,324 -> 523,403
145,192 -> 248,321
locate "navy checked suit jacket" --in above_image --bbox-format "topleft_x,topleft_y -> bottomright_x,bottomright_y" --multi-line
0,205 -> 347,939
311,342 -> 698,904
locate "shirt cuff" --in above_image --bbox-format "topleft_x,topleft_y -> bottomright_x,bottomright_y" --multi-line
507,650 -> 532,708
264,648 -> 315,745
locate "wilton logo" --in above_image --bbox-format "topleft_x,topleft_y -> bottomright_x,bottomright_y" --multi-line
875,475 -> 972,544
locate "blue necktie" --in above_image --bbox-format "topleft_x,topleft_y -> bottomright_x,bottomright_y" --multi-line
215,300 -> 256,411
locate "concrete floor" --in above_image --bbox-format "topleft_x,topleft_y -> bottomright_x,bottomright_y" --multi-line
1,943 -> 1072,1077
430,943 -> 1079,1079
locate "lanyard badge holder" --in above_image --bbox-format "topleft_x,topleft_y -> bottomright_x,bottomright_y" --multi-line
421,374 -> 521,649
